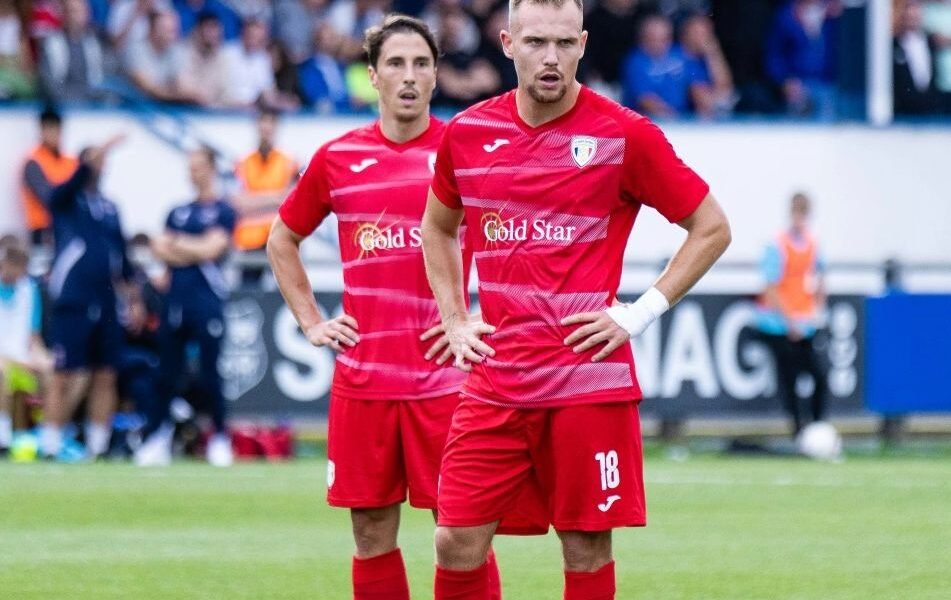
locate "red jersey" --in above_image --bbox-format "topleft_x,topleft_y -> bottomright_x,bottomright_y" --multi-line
280,117 -> 469,401
431,87 -> 708,409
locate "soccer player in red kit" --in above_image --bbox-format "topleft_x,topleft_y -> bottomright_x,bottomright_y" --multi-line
421,0 -> 732,598
267,15 -> 505,600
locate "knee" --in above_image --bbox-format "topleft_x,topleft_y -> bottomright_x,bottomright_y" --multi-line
434,526 -> 491,570
560,531 -> 613,572
351,506 -> 399,558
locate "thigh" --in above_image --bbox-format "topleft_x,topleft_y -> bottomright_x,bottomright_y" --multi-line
157,313 -> 187,395
798,338 -> 826,379
89,304 -> 123,370
49,306 -> 95,372
327,396 -> 405,509
437,399 -> 537,529
192,305 -> 224,365
539,402 -> 646,532
399,393 -> 459,510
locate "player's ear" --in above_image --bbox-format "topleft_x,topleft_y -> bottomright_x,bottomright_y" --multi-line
500,29 -> 513,60
579,30 -> 588,58
368,64 -> 379,91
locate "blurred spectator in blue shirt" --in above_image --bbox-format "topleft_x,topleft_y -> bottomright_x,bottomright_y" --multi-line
326,0 -> 385,62
298,22 -> 350,112
621,14 -> 710,118
765,0 -> 840,119
173,0 -> 242,41
679,12 -> 737,118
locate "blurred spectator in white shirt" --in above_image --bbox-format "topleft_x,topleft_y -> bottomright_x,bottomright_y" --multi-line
0,0 -> 35,99
108,0 -> 172,57
126,9 -> 207,104
179,10 -> 230,107
38,0 -> 104,102
273,0 -> 329,64
223,16 -> 299,110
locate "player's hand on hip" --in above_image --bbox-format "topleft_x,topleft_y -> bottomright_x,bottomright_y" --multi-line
420,322 -> 454,365
304,315 -> 360,353
443,313 -> 495,372
561,311 -> 631,362
422,313 -> 487,365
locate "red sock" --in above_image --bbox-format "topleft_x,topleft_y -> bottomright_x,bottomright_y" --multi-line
352,548 -> 410,600
563,561 -> 616,600
434,561 -> 490,600
486,548 -> 502,600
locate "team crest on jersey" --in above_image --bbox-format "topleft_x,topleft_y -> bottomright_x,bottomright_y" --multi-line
571,136 -> 598,168
428,152 -> 437,175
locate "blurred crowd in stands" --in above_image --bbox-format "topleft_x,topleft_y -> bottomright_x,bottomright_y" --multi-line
2,0 -> 950,119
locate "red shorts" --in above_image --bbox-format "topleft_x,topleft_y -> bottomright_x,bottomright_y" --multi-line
438,399 -> 646,532
327,394 -> 458,509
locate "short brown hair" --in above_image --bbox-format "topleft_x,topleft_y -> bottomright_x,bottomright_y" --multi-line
510,0 -> 584,12
364,14 -> 439,68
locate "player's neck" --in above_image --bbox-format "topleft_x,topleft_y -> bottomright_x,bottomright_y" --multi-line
515,81 -> 582,128
196,186 -> 218,203
378,113 -> 430,145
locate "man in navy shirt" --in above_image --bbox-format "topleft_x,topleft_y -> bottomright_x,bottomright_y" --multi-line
41,134 -> 131,461
135,146 -> 236,467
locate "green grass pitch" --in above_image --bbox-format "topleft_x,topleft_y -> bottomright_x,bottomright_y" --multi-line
2,452 -> 950,599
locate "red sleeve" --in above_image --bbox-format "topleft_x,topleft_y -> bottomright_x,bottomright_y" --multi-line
429,120 -> 462,209
620,116 -> 709,223
278,145 -> 333,237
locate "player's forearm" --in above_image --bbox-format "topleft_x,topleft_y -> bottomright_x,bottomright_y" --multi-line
762,285 -> 785,313
422,224 -> 468,325
267,223 -> 323,331
232,191 -> 285,216
655,195 -> 731,305
171,232 -> 229,262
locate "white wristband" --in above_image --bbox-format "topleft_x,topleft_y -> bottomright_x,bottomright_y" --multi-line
605,287 -> 670,337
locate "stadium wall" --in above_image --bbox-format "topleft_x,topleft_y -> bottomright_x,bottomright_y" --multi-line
220,291 -> 864,420
2,109 -> 950,270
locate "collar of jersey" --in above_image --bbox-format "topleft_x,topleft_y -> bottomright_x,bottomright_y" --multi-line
507,84 -> 589,134
373,115 -> 439,152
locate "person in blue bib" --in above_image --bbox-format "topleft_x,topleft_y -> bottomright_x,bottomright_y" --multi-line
135,146 -> 237,467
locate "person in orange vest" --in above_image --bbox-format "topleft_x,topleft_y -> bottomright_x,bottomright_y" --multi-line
756,192 -> 828,436
232,108 -> 298,285
21,108 -> 79,246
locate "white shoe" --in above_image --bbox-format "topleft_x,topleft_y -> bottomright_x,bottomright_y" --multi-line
207,434 -> 233,467
134,425 -> 173,467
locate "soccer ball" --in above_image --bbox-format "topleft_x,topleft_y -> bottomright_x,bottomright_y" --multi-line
796,422 -> 843,461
